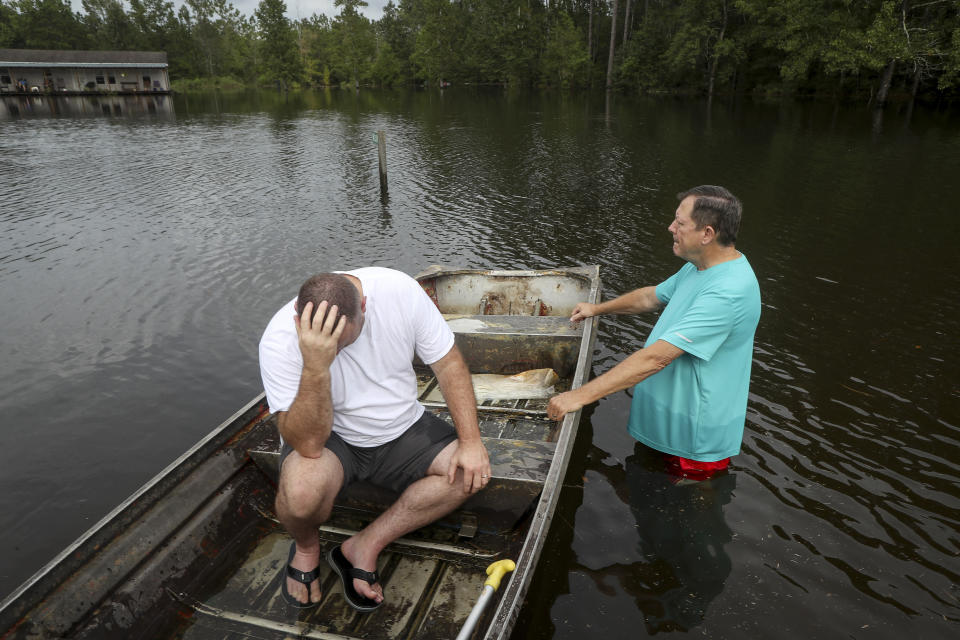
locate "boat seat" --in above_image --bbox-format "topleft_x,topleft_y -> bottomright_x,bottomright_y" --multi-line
440,314 -> 583,379
248,435 -> 555,535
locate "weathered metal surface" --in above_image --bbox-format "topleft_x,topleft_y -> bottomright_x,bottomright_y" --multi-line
414,267 -> 594,317
0,395 -> 269,639
0,266 -> 601,640
70,467 -> 276,639
454,330 -> 579,379
163,531 -> 499,640
433,316 -> 582,385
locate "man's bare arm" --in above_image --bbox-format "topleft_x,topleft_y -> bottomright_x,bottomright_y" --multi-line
547,339 -> 684,421
277,300 -> 345,458
429,345 -> 490,493
276,367 -> 333,458
570,286 -> 662,322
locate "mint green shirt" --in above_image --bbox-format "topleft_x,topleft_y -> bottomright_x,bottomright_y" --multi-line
627,255 -> 761,461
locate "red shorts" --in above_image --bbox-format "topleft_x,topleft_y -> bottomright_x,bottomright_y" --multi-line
663,454 -> 730,481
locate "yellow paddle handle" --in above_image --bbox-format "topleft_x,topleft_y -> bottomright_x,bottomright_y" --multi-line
483,559 -> 516,591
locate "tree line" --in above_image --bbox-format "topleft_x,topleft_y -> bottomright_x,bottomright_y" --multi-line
2,0 -> 959,104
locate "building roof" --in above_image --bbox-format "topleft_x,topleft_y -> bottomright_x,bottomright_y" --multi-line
0,49 -> 168,68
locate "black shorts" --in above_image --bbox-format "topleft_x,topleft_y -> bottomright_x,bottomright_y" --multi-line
280,410 -> 456,493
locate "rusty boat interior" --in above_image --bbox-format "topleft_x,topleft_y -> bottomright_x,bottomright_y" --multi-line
0,266 -> 601,640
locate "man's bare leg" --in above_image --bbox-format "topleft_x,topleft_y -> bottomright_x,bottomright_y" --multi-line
339,440 -> 473,602
275,449 -> 344,605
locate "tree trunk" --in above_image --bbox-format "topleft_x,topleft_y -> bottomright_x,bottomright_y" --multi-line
707,0 -> 727,102
622,0 -> 631,44
905,62 -> 921,123
588,0 -> 594,62
875,58 -> 896,107
909,63 -> 921,100
606,0 -> 620,90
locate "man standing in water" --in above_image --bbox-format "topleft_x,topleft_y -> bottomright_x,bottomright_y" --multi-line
259,268 -> 490,610
547,185 -> 761,479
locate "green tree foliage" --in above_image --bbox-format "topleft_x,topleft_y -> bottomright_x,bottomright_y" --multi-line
735,0 -> 960,100
254,0 -> 302,90
736,0 -> 864,84
408,0 -> 461,85
128,0 -> 176,51
180,0 -> 247,78
371,1 -> 411,85
865,1 -> 960,97
332,0 -> 375,87
5,0 -> 87,49
0,0 -> 957,101
946,25 -> 960,89
299,13 -> 337,85
81,0 -> 137,50
459,0 -> 546,85
542,11 -> 589,87
1,2 -> 19,47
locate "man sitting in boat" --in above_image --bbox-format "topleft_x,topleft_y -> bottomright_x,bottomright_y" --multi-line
259,268 -> 490,611
547,185 -> 761,482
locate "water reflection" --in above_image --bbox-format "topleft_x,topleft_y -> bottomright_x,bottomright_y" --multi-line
627,445 -> 735,632
0,94 -> 174,120
575,443 -> 735,633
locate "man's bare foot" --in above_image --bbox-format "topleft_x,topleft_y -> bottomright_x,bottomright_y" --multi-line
285,542 -> 322,606
341,538 -> 383,603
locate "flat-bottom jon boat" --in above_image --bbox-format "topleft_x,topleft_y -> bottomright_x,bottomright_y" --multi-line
0,266 -> 601,640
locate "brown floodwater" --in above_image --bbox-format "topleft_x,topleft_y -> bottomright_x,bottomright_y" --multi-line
0,89 -> 957,638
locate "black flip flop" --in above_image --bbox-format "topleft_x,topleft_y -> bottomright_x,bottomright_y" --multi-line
280,541 -> 321,609
327,545 -> 382,612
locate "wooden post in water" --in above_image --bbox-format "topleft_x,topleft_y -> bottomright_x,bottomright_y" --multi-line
377,130 -> 388,193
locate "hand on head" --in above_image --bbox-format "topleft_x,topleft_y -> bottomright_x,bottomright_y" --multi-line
295,300 -> 346,373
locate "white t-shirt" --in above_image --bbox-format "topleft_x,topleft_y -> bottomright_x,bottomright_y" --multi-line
258,267 -> 455,447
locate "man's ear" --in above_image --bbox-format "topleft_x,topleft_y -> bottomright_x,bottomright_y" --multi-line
360,296 -> 367,313
701,225 -> 716,244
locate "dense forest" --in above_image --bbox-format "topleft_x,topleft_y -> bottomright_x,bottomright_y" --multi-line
2,0 -> 959,104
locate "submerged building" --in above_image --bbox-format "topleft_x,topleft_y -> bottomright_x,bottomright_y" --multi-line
0,49 -> 170,94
